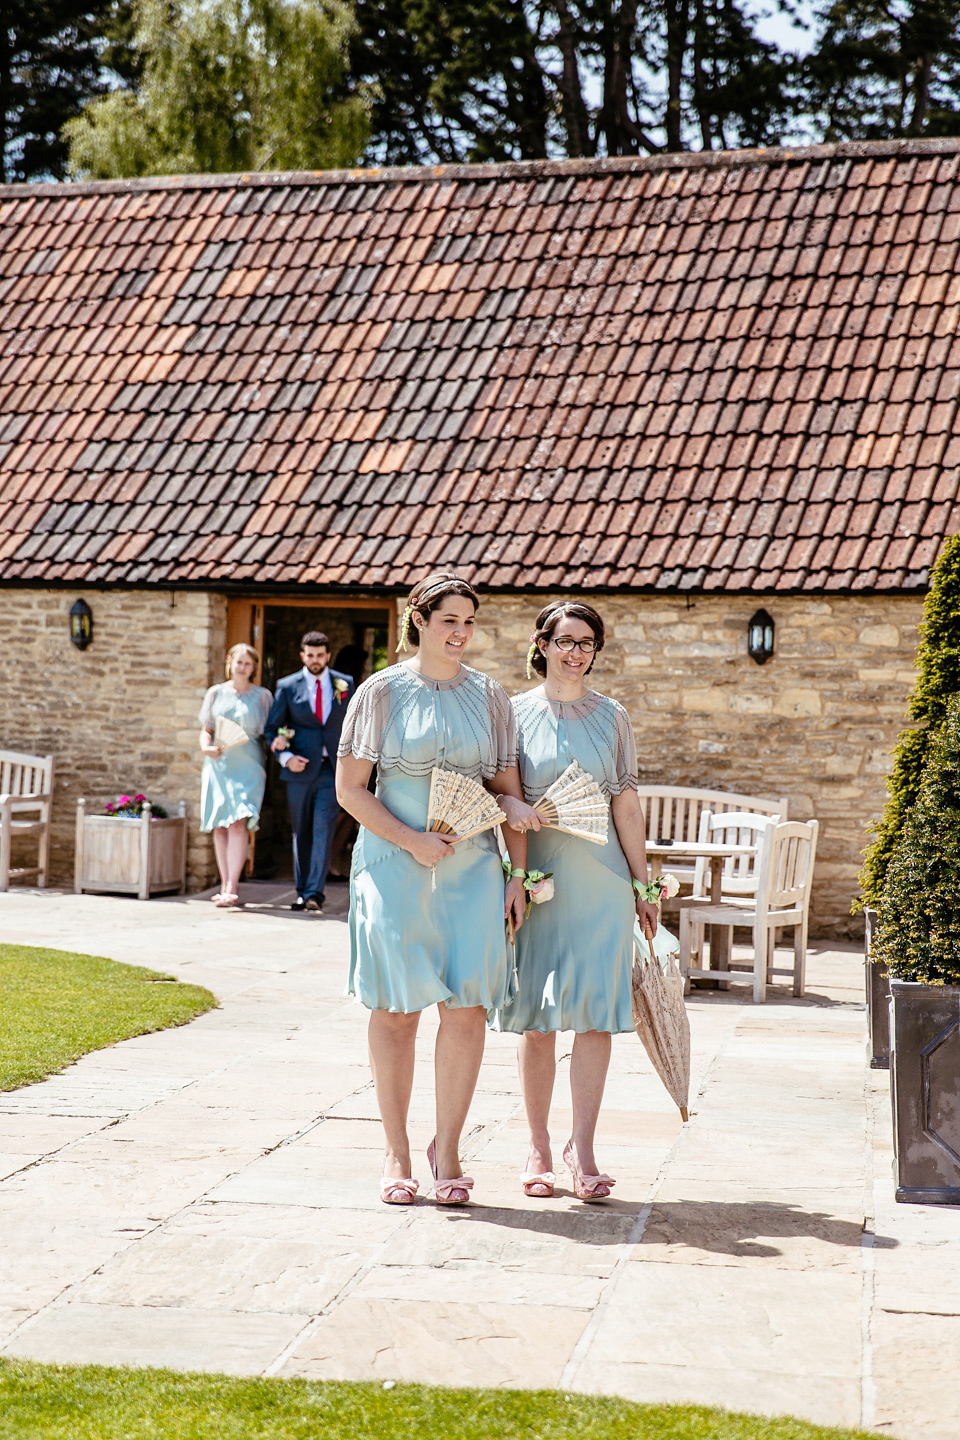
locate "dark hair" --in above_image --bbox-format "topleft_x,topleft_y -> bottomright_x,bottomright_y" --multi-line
528,602 -> 605,677
402,571 -> 479,649
300,631 -> 330,652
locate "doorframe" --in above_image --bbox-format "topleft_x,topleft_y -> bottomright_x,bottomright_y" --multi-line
226,594 -> 398,666
225,593 -> 397,880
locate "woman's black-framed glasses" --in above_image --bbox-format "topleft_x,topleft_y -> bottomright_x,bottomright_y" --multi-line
553,637 -> 599,653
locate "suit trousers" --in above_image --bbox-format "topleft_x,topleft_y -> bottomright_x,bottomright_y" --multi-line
285,760 -> 338,900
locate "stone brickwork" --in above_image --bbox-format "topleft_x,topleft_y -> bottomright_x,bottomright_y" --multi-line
455,592 -> 924,941
0,589 -> 226,892
1,584 -> 922,927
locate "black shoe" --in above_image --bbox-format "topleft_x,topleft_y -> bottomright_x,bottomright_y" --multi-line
305,895 -> 323,912
291,896 -> 306,911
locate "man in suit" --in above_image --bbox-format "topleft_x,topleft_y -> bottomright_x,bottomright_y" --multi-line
264,631 -> 355,912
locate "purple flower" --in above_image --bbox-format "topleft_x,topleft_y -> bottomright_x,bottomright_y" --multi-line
134,793 -> 146,803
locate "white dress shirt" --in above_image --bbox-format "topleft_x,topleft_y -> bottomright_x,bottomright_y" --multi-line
278,665 -> 334,766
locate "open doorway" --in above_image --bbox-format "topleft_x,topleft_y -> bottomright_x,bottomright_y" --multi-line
251,605 -> 391,880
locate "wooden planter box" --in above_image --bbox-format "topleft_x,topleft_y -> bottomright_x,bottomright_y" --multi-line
890,980 -> 960,1205
74,799 -> 187,900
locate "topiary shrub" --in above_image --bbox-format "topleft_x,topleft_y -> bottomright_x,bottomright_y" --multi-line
872,693 -> 960,984
859,533 -> 960,910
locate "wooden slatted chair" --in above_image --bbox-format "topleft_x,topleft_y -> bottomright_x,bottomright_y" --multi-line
638,785 -> 789,890
0,750 -> 55,892
676,809 -> 779,988
679,819 -> 819,1003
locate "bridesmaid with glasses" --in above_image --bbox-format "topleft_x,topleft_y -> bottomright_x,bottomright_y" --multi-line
496,601 -> 661,1202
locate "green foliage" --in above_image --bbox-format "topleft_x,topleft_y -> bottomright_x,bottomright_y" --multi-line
0,1361 -> 888,1440
803,0 -> 960,138
873,694 -> 960,984
64,0 -> 370,178
0,0 -> 109,181
0,944 -> 215,1091
859,534 -> 960,909
354,0 -> 798,163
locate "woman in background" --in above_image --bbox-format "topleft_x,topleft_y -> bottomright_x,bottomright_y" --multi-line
199,643 -> 272,908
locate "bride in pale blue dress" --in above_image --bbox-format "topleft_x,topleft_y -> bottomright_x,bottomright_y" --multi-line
198,643 -> 272,909
336,572 -> 537,1208
496,601 -> 664,1203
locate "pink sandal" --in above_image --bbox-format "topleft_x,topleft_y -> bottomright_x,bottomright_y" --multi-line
563,1142 -> 614,1202
380,1170 -> 419,1206
427,1139 -> 474,1205
521,1170 -> 556,1198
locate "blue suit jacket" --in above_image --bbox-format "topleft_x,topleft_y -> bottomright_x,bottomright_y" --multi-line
264,669 -> 355,785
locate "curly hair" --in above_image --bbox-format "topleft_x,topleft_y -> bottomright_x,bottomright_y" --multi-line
527,602 -> 605,678
400,571 -> 480,650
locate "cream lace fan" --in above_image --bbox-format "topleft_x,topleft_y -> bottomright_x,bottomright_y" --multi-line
533,760 -> 608,844
214,716 -> 249,750
427,768 -> 506,841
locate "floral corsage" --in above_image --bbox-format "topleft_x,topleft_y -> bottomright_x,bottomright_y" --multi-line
333,678 -> 349,704
503,860 -> 555,916
632,873 -> 680,905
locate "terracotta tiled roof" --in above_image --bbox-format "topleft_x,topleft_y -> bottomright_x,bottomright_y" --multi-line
1,139 -> 959,592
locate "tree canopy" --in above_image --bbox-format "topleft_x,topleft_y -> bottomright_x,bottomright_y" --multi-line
64,0 -> 370,178
8,0 -> 960,180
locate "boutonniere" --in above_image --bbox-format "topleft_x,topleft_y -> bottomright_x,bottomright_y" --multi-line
333,678 -> 349,704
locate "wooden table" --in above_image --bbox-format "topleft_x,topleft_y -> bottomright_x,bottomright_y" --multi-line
646,840 -> 757,979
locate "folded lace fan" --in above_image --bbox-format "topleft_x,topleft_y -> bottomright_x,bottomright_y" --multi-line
533,760 -> 608,844
214,716 -> 249,750
427,768 -> 506,842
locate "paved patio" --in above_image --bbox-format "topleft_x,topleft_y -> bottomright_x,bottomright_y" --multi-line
0,886 -> 957,1439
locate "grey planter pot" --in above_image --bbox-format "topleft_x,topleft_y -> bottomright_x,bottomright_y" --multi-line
864,908 -> 890,1069
890,981 -> 960,1205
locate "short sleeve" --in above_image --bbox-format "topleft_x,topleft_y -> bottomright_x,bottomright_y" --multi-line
612,703 -> 639,793
198,685 -> 219,729
488,678 -> 519,774
257,688 -> 272,730
337,675 -> 388,763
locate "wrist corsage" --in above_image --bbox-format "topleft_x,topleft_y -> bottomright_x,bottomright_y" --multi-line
502,860 -> 555,915
333,677 -> 349,704
632,873 -> 680,905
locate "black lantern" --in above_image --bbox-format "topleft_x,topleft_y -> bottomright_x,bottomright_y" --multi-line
747,608 -> 774,665
69,599 -> 93,650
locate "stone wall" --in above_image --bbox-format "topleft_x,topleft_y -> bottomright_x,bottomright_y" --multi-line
2,584 -> 922,928
0,589 -> 226,891
453,592 -> 923,941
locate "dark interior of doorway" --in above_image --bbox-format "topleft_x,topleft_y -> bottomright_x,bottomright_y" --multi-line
253,606 -> 390,881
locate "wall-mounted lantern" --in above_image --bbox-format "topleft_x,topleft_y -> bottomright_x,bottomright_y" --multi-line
69,599 -> 93,650
747,608 -> 774,665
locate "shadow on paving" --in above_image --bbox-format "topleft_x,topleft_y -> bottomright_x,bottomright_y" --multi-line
638,1201 -> 899,1257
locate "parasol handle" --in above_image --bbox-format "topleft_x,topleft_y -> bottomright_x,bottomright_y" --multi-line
506,910 -> 516,945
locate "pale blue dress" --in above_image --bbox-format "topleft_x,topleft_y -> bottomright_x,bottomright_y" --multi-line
199,684 -> 272,833
338,662 -> 517,1014
498,688 -> 640,1035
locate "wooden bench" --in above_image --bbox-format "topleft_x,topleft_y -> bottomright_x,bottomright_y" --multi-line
0,750 -> 55,891
638,785 -> 789,890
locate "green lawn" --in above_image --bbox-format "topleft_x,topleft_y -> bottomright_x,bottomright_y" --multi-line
0,944 -> 216,1091
0,1364 -> 884,1440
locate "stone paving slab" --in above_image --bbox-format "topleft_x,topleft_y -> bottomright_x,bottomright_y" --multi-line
1,886 -> 959,1437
